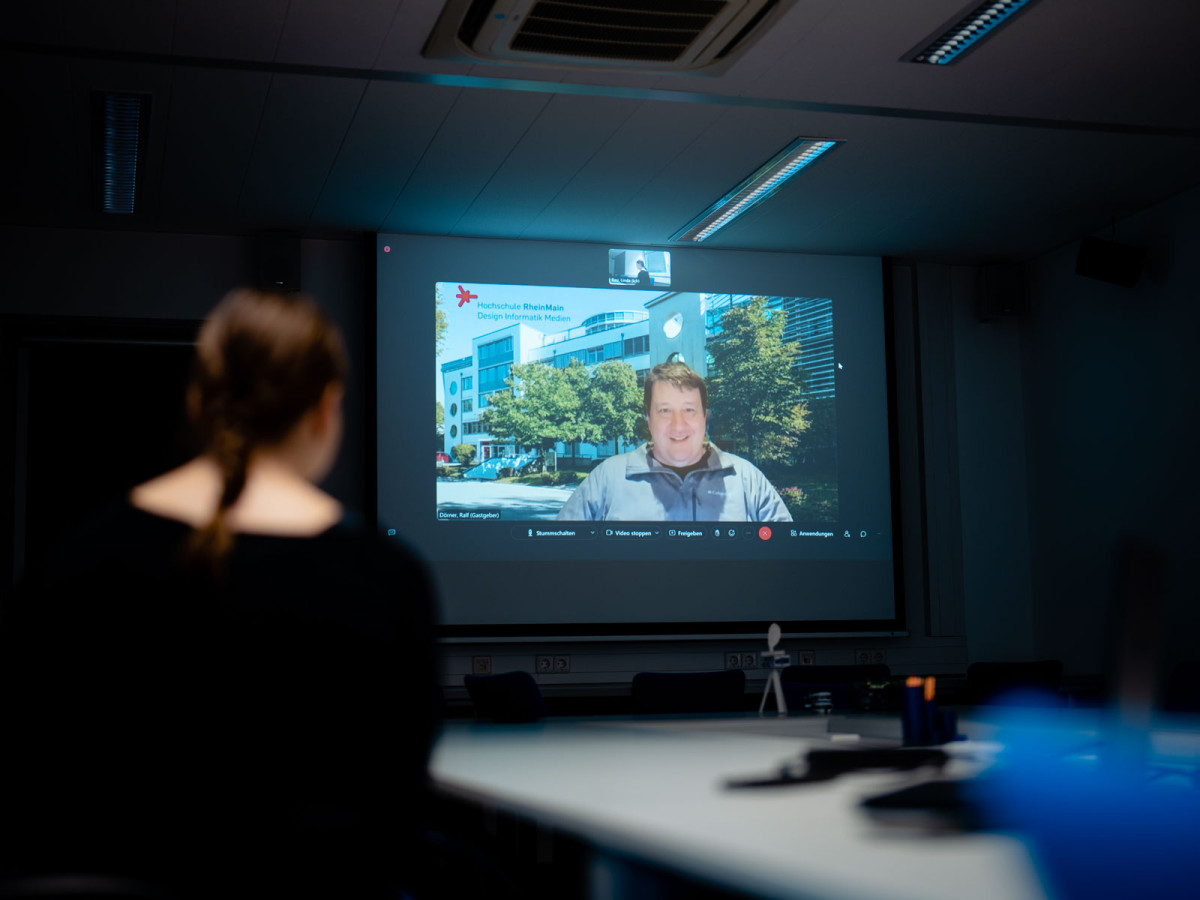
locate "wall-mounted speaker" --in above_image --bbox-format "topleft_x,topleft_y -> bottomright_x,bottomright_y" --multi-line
257,233 -> 301,292
1075,236 -> 1146,288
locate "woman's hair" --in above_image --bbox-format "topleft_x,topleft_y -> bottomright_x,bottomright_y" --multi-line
187,288 -> 347,572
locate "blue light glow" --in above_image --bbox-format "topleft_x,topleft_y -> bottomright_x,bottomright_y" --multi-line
913,0 -> 1037,66
671,138 -> 839,243
98,93 -> 146,215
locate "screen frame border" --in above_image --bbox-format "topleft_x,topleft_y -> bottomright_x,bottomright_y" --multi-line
370,236 -> 908,640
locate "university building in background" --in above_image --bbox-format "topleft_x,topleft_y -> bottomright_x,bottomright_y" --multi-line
441,293 -> 833,461
441,306 -> 652,461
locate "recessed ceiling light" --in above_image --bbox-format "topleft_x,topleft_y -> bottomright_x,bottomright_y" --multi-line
92,92 -> 150,215
670,138 -> 838,243
906,0 -> 1039,66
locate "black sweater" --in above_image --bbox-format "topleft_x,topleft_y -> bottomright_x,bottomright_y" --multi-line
0,503 -> 439,898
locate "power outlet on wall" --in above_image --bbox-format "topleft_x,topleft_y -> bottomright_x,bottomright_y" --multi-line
472,655 -> 492,675
854,649 -> 887,665
797,650 -> 815,665
535,655 -> 553,674
727,650 -> 762,670
553,655 -> 571,674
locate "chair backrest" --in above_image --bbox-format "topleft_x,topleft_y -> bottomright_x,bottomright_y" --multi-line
630,669 -> 746,714
779,664 -> 891,711
463,670 -> 548,723
966,660 -> 1063,706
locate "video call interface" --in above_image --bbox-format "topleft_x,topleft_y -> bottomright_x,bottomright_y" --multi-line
378,236 -> 900,631
436,281 -> 843,539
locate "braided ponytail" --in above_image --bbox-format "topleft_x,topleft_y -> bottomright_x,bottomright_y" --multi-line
185,289 -> 347,576
187,423 -> 252,572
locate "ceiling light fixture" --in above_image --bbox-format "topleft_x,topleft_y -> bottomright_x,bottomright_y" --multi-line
670,138 -> 838,243
92,92 -> 150,215
907,0 -> 1038,65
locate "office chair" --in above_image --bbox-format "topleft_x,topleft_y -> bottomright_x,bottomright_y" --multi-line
966,660 -> 1063,706
779,664 -> 892,712
630,669 -> 746,714
463,670 -> 548,723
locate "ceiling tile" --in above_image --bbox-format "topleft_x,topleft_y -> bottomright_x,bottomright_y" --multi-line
275,0 -> 401,68
4,0 -> 1198,259
382,87 -> 551,235
237,73 -> 367,229
312,79 -> 461,230
522,100 -> 726,243
0,3 -> 67,43
1,54 -> 74,227
372,0 -> 473,76
173,0 -> 289,61
62,0 -> 174,54
451,93 -> 641,237
158,68 -> 272,229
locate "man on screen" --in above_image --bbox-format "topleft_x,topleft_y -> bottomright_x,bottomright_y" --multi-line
556,362 -> 792,522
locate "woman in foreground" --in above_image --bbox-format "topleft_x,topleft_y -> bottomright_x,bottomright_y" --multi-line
0,289 -> 438,899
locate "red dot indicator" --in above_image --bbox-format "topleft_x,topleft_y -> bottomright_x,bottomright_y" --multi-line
383,245 -> 391,253
758,526 -> 772,541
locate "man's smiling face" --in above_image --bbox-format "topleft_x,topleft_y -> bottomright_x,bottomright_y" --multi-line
646,380 -> 707,468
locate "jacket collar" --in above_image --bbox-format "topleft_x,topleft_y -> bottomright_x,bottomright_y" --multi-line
625,442 -> 735,477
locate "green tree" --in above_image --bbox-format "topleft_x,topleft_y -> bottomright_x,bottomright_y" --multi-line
800,396 -> 836,451
557,359 -> 600,459
479,362 -> 552,452
706,296 -> 809,465
480,360 -> 593,454
451,442 -> 476,466
435,284 -> 448,356
583,361 -> 642,454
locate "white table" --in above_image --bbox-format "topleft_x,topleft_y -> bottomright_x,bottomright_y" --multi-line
430,714 -> 1048,900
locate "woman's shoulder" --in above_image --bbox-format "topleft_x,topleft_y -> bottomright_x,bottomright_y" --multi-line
48,500 -> 191,563
14,500 -> 192,611
28,501 -> 404,579
132,458 -> 343,537
247,518 -> 437,635
213,511 -> 431,589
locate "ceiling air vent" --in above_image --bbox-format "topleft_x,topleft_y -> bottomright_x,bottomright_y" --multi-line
423,0 -> 797,75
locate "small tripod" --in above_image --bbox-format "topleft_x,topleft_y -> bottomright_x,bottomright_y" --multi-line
757,623 -> 790,716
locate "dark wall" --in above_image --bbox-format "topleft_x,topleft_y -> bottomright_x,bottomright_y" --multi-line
0,226 -> 369,509
1021,185 -> 1200,679
893,184 -> 1200,686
